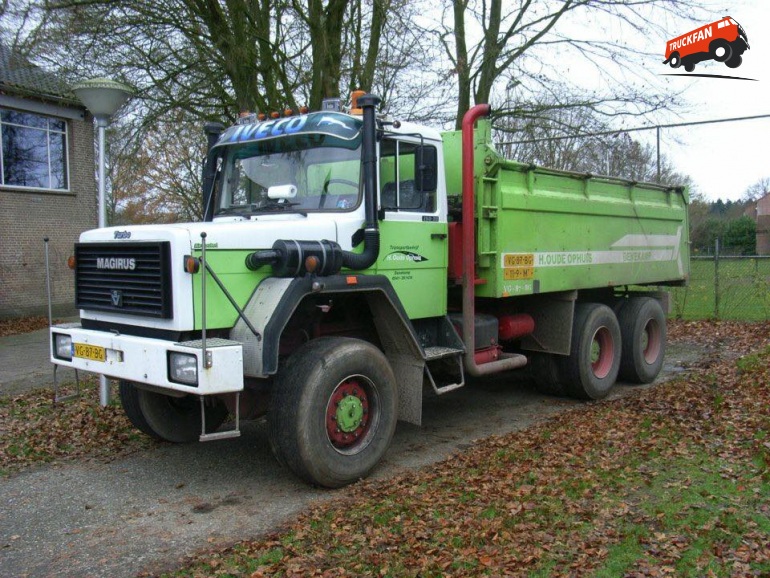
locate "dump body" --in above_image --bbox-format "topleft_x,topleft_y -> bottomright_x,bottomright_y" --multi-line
443,121 -> 689,299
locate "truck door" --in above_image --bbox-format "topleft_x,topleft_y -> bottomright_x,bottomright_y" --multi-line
376,137 -> 447,319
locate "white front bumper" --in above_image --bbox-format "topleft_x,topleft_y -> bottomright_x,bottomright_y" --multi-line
50,324 -> 244,395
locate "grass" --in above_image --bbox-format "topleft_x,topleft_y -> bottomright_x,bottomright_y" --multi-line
592,447 -> 770,577
671,256 -> 770,320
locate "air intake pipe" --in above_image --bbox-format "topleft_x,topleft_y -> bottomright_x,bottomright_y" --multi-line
340,93 -> 380,270
202,122 -> 225,222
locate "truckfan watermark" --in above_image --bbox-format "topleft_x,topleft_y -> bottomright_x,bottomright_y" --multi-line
662,15 -> 753,80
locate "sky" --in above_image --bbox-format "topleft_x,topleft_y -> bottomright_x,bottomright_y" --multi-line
628,0 -> 770,201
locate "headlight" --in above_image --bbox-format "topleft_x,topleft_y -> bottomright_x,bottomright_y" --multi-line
53,334 -> 72,360
168,352 -> 198,385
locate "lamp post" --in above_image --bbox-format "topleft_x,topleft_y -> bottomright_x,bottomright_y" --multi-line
73,78 -> 133,406
73,78 -> 133,227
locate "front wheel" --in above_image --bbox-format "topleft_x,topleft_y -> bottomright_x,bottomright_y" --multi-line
725,55 -> 742,69
120,380 -> 162,440
119,381 -> 228,443
268,337 -> 398,488
559,303 -> 621,400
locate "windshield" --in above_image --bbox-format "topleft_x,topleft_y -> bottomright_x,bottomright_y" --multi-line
214,135 -> 362,216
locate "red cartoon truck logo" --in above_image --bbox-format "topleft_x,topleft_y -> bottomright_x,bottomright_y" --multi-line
664,16 -> 749,72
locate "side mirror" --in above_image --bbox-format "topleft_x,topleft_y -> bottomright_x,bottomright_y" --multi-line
415,145 -> 437,192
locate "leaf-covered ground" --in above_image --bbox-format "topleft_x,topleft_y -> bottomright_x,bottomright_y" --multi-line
1,320 -> 769,576
159,321 -> 770,578
0,315 -> 57,337
0,378 -> 155,476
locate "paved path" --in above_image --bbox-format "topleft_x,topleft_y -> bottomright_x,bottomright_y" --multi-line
0,320 -> 81,397
0,327 -> 53,397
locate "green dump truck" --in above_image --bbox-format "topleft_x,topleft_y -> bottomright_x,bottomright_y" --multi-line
50,95 -> 689,487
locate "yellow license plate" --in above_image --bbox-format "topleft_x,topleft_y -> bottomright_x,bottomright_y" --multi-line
503,253 -> 534,267
503,267 -> 535,280
74,343 -> 106,362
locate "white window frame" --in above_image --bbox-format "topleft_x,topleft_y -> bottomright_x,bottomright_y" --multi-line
379,136 -> 440,217
0,107 -> 71,193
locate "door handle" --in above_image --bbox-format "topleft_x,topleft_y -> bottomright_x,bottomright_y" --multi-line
431,233 -> 447,240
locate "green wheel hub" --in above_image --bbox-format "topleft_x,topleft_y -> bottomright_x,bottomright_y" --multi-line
326,377 -> 372,450
336,395 -> 364,432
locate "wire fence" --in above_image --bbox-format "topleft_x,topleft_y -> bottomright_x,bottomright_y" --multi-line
670,255 -> 770,321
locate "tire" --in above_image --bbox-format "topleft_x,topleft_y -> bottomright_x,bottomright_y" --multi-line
618,297 -> 666,384
725,55 -> 742,69
710,39 -> 732,62
529,353 -> 566,397
268,337 -> 398,488
121,381 -> 228,443
668,52 -> 681,68
684,62 -> 695,72
119,380 -> 162,440
559,303 -> 621,400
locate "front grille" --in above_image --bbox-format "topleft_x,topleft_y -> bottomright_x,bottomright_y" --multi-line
75,242 -> 173,318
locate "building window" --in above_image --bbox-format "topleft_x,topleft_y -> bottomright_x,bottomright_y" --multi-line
0,109 -> 69,191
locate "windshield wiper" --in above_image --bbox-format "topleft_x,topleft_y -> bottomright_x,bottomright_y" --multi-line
215,206 -> 251,216
250,201 -> 307,217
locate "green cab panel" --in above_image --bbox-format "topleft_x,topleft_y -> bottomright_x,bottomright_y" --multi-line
374,219 -> 448,319
191,248 -> 267,330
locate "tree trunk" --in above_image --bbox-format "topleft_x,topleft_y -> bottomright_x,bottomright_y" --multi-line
307,0 -> 348,110
453,0 -> 470,129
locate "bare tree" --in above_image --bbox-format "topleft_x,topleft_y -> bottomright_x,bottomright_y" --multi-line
12,0 -> 412,221
496,103 -> 691,185
743,177 -> 770,203
18,0 -> 404,126
430,0 -> 705,129
7,0 -> 710,224
111,113 -> 205,224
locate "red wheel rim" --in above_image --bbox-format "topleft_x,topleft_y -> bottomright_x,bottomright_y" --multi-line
325,377 -> 373,453
642,319 -> 662,364
591,326 -> 614,379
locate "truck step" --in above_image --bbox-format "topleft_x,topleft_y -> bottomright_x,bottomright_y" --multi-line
424,346 -> 464,361
199,394 -> 241,442
424,348 -> 465,395
200,430 -> 241,442
430,381 -> 465,395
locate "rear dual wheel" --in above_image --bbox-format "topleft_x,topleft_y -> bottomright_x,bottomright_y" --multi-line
268,337 -> 398,488
559,303 -> 622,400
617,297 -> 666,384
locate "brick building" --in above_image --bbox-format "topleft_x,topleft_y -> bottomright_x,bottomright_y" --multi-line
0,45 -> 96,319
